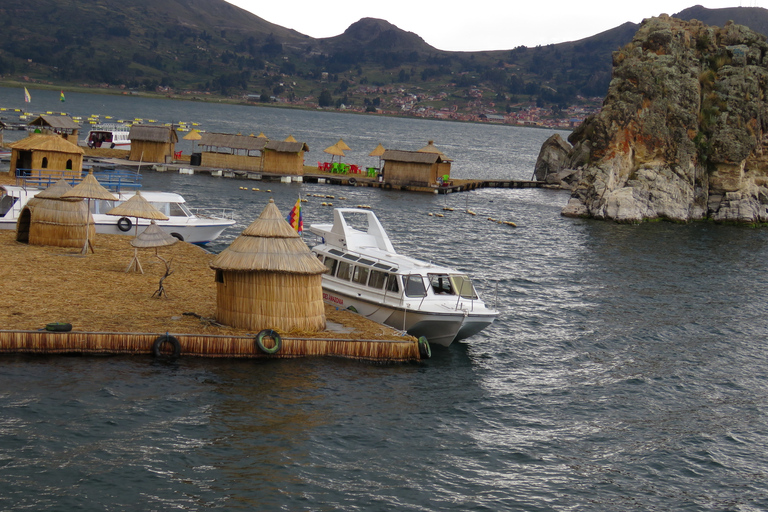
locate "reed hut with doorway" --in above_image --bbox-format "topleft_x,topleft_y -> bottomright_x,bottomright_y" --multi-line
380,148 -> 451,187
16,178 -> 94,248
9,134 -> 84,180
210,199 -> 327,332
28,114 -> 80,144
128,125 -> 178,163
262,140 -> 309,175
199,133 -> 268,171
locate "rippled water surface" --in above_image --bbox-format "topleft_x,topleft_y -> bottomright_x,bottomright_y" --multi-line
2,88 -> 768,510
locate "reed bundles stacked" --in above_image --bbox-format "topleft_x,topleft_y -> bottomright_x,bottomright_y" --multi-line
211,199 -> 327,332
18,178 -> 95,248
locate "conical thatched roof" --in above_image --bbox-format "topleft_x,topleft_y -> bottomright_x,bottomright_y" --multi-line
182,129 -> 202,141
369,143 -> 386,157
323,144 -> 345,157
336,138 -> 351,151
106,190 -> 169,220
210,199 -> 326,274
131,220 -> 178,248
418,140 -> 446,156
33,178 -> 77,200
284,134 -> 297,142
62,171 -> 117,201
257,132 -> 268,138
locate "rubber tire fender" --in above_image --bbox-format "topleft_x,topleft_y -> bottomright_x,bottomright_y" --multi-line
117,217 -> 132,232
45,322 -> 72,332
256,329 -> 282,354
418,336 -> 431,359
348,177 -> 356,185
152,335 -> 181,359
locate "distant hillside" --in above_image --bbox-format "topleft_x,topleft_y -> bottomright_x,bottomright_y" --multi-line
1,2 -> 767,118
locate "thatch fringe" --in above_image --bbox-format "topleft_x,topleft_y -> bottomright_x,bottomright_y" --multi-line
0,330 -> 420,362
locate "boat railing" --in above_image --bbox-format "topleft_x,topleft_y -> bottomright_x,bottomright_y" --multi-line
188,207 -> 236,220
14,168 -> 142,193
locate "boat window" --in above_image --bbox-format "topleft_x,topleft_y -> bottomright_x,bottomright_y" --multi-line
368,269 -> 388,289
429,274 -> 455,295
149,202 -> 169,215
0,193 -> 17,216
373,262 -> 391,270
337,261 -> 352,280
169,202 -> 187,217
358,258 -> 375,266
387,274 -> 400,293
324,257 -> 338,275
352,266 -> 369,285
404,275 -> 427,297
329,248 -> 344,257
342,253 -> 359,261
450,275 -> 478,299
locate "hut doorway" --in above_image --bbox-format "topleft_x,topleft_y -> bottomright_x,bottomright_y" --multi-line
17,150 -> 32,174
16,207 -> 31,243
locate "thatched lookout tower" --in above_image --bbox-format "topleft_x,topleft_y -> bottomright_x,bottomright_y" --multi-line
128,125 -> 178,163
381,147 -> 451,187
16,178 -> 94,248
262,140 -> 309,175
199,133 -> 268,171
9,134 -> 84,180
210,199 -> 327,332
28,114 -> 80,144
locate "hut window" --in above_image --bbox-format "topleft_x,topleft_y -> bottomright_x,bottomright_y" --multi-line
41,157 -> 48,169
368,270 -> 388,289
66,159 -> 73,170
323,257 -> 338,275
352,266 -> 369,285
336,261 -> 352,281
215,269 -> 224,284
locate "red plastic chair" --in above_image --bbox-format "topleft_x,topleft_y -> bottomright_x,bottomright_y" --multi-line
174,151 -> 182,159
350,164 -> 360,174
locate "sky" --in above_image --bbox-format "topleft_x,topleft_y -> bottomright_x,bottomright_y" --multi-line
226,1 -> 763,52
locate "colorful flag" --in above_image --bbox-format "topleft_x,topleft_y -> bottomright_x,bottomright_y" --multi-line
23,87 -> 31,103
286,198 -> 303,234
60,90 -> 65,102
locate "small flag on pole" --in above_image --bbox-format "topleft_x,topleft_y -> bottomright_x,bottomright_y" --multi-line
60,90 -> 65,102
286,198 -> 303,234
23,87 -> 31,103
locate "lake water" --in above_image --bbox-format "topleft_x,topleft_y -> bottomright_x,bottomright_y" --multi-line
2,87 -> 768,511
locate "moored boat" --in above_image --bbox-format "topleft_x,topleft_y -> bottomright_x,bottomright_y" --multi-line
82,124 -> 131,150
309,208 -> 498,346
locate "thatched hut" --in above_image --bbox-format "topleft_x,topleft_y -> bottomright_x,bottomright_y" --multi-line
0,120 -> 6,146
9,134 -> 84,180
262,140 -> 309,175
210,199 -> 327,332
128,125 -> 178,163
28,114 -> 80,144
16,178 -> 94,248
381,148 -> 451,187
199,133 -> 268,171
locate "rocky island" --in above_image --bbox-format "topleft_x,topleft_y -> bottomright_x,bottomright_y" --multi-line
537,15 -> 768,224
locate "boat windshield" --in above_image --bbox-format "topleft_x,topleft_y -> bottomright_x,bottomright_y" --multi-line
404,275 -> 427,297
449,274 -> 478,299
0,192 -> 18,217
429,274 -> 454,295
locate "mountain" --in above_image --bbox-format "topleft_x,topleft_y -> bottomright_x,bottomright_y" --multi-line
1,2 -> 767,118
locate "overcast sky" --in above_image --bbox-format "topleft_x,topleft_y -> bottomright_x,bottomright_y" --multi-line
225,1 -> 762,52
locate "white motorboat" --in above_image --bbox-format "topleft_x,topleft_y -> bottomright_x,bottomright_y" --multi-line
0,184 -> 235,245
309,208 -> 498,346
82,124 -> 131,150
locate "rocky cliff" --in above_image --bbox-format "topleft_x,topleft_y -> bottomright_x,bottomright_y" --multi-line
550,15 -> 768,223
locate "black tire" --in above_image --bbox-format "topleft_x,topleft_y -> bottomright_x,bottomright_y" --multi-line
45,322 -> 72,332
348,177 -> 356,185
170,233 -> 184,241
418,336 -> 431,359
152,335 -> 181,359
383,183 -> 392,190
117,217 -> 132,232
256,329 -> 282,355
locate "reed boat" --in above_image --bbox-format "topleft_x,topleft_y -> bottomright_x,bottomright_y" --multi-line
309,208 -> 498,346
0,183 -> 235,245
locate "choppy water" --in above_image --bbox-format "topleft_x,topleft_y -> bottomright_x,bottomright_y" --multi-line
2,87 -> 768,511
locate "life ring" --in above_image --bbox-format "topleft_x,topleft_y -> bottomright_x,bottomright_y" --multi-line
117,217 -> 132,232
348,177 -> 356,185
152,334 -> 181,359
256,329 -> 282,354
45,322 -> 72,332
170,233 -> 184,241
418,336 -> 431,359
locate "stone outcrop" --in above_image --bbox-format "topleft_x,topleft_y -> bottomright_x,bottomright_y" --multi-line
549,15 -> 768,223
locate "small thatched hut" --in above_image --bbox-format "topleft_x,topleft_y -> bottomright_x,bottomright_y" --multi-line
199,133 -> 268,171
9,134 -> 84,180
262,140 -> 309,175
16,179 -> 94,248
210,199 -> 327,332
128,125 -> 178,163
28,114 -> 80,144
381,148 -> 451,187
